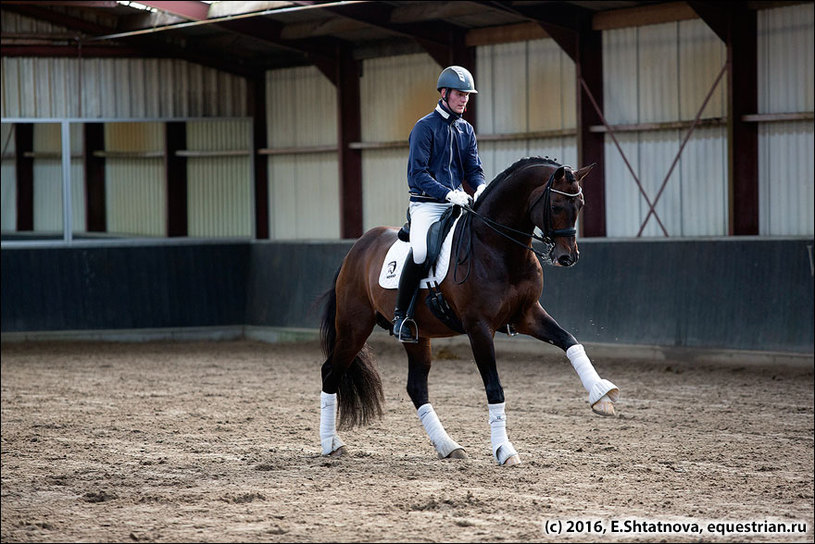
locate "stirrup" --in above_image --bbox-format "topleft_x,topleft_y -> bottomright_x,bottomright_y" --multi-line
395,317 -> 419,344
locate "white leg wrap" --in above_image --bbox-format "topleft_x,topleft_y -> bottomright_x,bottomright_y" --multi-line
488,402 -> 517,465
566,344 -> 619,405
320,392 -> 345,455
417,404 -> 463,458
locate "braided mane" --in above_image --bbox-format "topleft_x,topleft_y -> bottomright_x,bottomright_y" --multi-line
472,156 -> 561,211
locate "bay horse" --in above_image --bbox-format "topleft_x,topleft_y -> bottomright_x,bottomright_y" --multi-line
319,157 -> 619,465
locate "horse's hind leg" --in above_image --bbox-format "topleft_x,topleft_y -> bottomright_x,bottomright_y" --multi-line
320,303 -> 380,457
404,339 -> 467,460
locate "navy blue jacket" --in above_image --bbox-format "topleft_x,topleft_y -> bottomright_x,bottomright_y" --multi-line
407,101 -> 486,203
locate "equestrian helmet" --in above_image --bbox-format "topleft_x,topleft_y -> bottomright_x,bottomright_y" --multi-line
436,66 -> 478,94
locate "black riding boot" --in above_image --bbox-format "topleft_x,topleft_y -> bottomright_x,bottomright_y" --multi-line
392,252 -> 425,343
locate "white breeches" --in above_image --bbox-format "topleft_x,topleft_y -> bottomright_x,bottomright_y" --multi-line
408,201 -> 451,264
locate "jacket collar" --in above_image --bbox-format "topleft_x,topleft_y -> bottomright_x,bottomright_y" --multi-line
435,100 -> 459,124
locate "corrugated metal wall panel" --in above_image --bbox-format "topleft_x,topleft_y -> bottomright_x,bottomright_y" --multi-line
484,42 -> 530,134
637,131 -> 682,237
361,54 -> 439,143
602,20 -> 728,237
759,4 -> 814,114
268,155 -> 296,239
362,148 -> 408,232
603,28 -> 639,125
268,154 -> 340,239
604,134 -> 641,237
477,40 -> 575,132
1,56 -> 247,119
359,54 -> 438,232
476,47 -> 495,134
186,120 -> 252,238
188,157 -> 252,237
1,123 -> 17,231
30,123 -> 85,233
267,66 -> 337,147
759,122 -> 815,235
758,3 -> 814,236
266,66 -> 340,239
527,39 -> 561,131
105,158 -> 165,236
679,19 -> 727,119
638,24 -> 679,123
105,122 -> 165,236
679,127 -> 728,236
292,154 -> 341,238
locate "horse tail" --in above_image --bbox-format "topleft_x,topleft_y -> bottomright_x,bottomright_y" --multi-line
319,266 -> 384,430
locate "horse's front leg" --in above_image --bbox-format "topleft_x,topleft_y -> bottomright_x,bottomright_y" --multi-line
516,303 -> 619,416
404,339 -> 467,460
466,322 -> 521,466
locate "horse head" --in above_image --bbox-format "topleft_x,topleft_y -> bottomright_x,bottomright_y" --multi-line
528,163 -> 593,267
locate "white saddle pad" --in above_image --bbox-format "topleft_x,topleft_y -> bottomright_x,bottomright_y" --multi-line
378,217 -> 461,290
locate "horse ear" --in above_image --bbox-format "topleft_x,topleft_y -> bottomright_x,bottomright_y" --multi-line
575,163 -> 596,182
554,166 -> 566,181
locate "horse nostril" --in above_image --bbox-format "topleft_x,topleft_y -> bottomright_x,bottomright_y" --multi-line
558,255 -> 574,267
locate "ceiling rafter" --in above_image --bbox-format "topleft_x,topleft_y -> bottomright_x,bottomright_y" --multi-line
315,2 -> 469,68
2,3 -> 259,78
2,4 -> 114,36
471,0 -> 592,61
686,1 -> 733,43
212,16 -> 347,85
137,1 -> 210,21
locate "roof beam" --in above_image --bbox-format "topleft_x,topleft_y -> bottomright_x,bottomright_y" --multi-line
317,2 -> 468,68
472,0 -> 589,61
2,4 -> 114,35
686,1 -> 729,42
0,44 -> 149,57
213,17 -> 343,84
137,1 -> 210,21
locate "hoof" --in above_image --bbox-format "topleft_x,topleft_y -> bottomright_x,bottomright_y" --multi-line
502,454 -> 521,466
591,395 -> 616,417
442,448 -> 468,460
328,445 -> 348,457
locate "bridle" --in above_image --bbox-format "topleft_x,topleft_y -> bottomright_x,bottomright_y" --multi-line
453,165 -> 582,282
527,167 -> 583,242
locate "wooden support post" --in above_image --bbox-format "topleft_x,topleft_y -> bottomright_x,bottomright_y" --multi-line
689,2 -> 759,234
84,123 -> 106,232
165,121 -> 187,237
575,20 -> 606,237
15,123 -> 34,231
250,76 -> 269,239
337,47 -> 363,239
729,8 -> 758,235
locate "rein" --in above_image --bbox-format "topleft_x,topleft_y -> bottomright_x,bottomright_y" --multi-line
452,165 -> 582,283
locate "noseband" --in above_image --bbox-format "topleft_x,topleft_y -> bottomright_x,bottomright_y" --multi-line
529,168 -> 583,243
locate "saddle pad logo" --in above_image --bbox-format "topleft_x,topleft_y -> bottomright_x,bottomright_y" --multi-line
378,216 -> 461,290
386,260 -> 398,279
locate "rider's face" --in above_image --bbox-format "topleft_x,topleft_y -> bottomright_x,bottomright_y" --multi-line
444,89 -> 470,114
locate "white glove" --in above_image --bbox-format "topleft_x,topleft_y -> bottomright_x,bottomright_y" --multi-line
473,184 -> 487,202
445,189 -> 472,208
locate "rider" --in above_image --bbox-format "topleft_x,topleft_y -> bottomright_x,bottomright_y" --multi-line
392,65 -> 488,343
